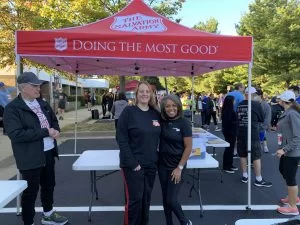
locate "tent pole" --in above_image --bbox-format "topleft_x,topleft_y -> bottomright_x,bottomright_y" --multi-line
164,77 -> 168,94
15,54 -> 22,215
247,61 -> 253,211
191,76 -> 195,126
74,70 -> 78,154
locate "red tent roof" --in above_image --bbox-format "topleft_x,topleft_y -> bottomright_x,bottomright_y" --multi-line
16,0 -> 253,76
116,80 -> 139,91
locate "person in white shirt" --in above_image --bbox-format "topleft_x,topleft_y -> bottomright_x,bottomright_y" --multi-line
3,72 -> 68,225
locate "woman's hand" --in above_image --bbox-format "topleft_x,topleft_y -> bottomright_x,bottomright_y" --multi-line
276,149 -> 285,158
134,165 -> 141,171
171,168 -> 182,184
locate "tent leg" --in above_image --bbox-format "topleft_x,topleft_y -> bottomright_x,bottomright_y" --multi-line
191,76 -> 195,126
15,55 -> 22,215
74,72 -> 78,154
247,61 -> 253,211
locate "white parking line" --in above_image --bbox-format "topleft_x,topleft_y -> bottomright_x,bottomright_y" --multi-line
0,205 -> 279,213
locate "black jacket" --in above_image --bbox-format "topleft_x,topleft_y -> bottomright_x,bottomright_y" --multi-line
3,95 -> 60,170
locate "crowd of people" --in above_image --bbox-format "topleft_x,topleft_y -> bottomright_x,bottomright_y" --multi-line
2,72 -> 300,224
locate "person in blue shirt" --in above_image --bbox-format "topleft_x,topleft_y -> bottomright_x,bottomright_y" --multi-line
201,94 -> 208,128
227,83 -> 245,111
0,82 -> 16,108
0,82 -> 16,133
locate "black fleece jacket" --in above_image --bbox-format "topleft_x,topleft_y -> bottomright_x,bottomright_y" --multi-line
3,95 -> 60,170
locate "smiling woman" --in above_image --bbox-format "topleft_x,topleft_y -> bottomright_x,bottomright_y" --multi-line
116,80 -> 161,225
158,94 -> 193,225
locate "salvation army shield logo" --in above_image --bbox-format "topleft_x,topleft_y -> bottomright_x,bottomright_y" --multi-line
54,38 -> 68,51
110,13 -> 167,33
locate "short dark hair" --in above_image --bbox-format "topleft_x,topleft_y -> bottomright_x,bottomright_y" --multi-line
234,83 -> 244,90
117,92 -> 126,101
256,88 -> 263,96
160,94 -> 183,120
289,85 -> 300,93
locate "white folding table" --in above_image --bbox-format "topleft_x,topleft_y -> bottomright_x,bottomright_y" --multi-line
0,180 -> 27,209
72,150 -> 219,221
192,127 -> 230,156
235,218 -> 288,225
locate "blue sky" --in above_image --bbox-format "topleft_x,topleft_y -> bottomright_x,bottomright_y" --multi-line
177,0 -> 253,35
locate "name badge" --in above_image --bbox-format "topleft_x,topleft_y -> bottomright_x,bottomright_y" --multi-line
152,120 -> 160,127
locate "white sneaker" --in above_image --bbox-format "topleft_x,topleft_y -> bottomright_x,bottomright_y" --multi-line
187,220 -> 192,225
215,127 -> 221,131
264,146 -> 269,153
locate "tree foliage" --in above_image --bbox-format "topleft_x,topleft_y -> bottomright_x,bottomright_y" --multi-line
193,17 -> 219,34
0,0 -> 184,87
237,0 -> 300,91
2,0 -> 299,95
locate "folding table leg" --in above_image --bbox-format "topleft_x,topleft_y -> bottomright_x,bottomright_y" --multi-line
94,173 -> 99,200
188,169 -> 196,197
188,169 -> 204,217
212,147 -> 216,157
88,171 -> 96,222
218,167 -> 223,183
197,169 -> 204,217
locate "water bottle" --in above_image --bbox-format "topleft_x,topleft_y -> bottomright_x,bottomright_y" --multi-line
277,133 -> 282,146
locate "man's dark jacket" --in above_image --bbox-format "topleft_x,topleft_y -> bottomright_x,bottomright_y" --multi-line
3,95 -> 60,170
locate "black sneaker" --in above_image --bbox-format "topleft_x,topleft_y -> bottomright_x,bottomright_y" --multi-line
241,176 -> 248,183
254,179 -> 272,187
231,166 -> 238,171
223,168 -> 235,174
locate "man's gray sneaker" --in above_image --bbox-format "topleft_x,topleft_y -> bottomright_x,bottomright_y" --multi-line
254,179 -> 272,187
41,211 -> 68,225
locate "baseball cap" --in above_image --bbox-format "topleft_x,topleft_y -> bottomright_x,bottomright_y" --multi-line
245,87 -> 257,94
17,72 -> 44,85
0,82 -> 4,87
278,90 -> 295,103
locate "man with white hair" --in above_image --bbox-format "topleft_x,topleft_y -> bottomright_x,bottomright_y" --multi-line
236,87 -> 272,187
3,72 -> 68,225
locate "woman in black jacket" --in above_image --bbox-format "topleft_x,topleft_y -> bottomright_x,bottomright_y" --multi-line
116,81 -> 161,225
221,95 -> 238,173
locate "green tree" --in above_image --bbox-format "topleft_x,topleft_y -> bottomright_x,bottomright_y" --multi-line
237,0 -> 300,91
193,17 -> 219,34
141,76 -> 164,90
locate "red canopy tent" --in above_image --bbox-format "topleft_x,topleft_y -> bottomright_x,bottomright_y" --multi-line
16,0 -> 252,76
15,0 -> 255,210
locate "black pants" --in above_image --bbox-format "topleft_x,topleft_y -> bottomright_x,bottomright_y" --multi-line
200,111 -> 206,126
222,131 -> 236,170
279,156 -> 300,186
206,111 -> 217,126
114,119 -> 118,129
121,167 -> 156,225
20,150 -> 56,225
102,103 -> 107,116
158,166 -> 188,225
